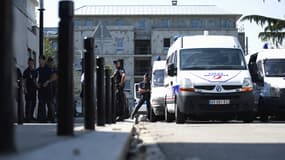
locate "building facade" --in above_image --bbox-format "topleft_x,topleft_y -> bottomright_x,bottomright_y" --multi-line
74,5 -> 243,100
13,0 -> 39,71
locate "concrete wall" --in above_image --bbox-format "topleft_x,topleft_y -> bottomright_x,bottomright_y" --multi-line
74,15 -> 239,59
13,0 -> 38,72
74,15 -> 237,33
74,14 -> 240,105
74,26 -> 135,98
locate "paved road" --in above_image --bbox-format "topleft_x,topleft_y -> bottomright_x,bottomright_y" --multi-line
137,121 -> 285,160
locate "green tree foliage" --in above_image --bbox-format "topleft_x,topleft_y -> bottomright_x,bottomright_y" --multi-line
44,38 -> 56,58
241,0 -> 285,46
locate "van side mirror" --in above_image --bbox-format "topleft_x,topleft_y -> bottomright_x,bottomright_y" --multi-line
257,72 -> 264,86
248,63 -> 257,82
248,62 -> 262,83
167,63 -> 177,76
248,64 -> 264,86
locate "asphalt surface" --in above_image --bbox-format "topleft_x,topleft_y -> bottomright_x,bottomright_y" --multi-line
137,121 -> 285,160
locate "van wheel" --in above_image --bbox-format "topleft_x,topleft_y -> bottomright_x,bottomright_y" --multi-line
165,107 -> 174,122
150,108 -> 157,122
258,97 -> 269,122
175,103 -> 185,124
242,112 -> 255,123
260,114 -> 269,122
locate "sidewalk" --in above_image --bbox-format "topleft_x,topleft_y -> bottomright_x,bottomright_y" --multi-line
1,119 -> 134,160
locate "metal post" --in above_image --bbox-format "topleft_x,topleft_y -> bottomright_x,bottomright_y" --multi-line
0,0 -> 16,153
105,68 -> 112,124
81,57 -> 85,115
38,0 -> 45,57
84,37 -> 95,130
57,0 -> 74,136
111,77 -> 117,124
96,57 -> 105,126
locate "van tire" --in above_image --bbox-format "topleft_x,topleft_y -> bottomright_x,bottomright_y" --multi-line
242,112 -> 255,123
175,103 -> 185,124
260,114 -> 269,122
259,98 -> 269,122
165,107 -> 174,122
150,108 -> 157,122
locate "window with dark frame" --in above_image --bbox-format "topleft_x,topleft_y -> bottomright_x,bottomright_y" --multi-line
163,38 -> 171,48
134,57 -> 152,76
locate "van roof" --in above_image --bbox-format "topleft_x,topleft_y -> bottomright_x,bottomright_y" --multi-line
152,60 -> 166,71
183,35 -> 241,49
167,35 -> 242,57
256,49 -> 285,61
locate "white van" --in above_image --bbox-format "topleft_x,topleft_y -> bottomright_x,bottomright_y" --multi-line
247,49 -> 285,121
150,60 -> 166,121
165,35 -> 256,123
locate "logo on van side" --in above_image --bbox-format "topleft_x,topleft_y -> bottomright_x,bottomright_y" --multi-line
204,73 -> 229,80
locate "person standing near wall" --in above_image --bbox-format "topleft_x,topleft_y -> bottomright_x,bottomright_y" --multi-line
47,57 -> 58,117
15,59 -> 23,122
112,59 -> 126,121
23,58 -> 37,122
36,55 -> 57,122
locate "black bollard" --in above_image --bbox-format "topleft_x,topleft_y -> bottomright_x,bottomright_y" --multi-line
96,57 -> 105,126
111,77 -> 117,124
84,37 -> 95,130
57,0 -> 74,136
0,0 -> 16,153
81,58 -> 85,115
105,68 -> 112,124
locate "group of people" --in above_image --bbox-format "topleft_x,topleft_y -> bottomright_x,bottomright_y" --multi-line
112,59 -> 152,121
17,56 -> 152,123
17,55 -> 57,123
112,59 -> 153,121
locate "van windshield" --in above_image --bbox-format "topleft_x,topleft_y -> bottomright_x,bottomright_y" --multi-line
264,59 -> 285,77
153,69 -> 164,87
180,48 -> 246,70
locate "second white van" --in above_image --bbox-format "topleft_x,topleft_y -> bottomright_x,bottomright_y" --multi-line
247,49 -> 285,121
150,60 -> 166,121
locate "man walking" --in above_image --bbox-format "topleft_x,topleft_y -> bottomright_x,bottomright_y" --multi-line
23,58 -> 37,122
131,73 -> 151,120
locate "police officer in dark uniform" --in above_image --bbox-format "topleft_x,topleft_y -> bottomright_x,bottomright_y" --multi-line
47,57 -> 58,116
14,58 -> 24,123
113,59 -> 126,120
14,58 -> 22,102
23,58 -> 37,122
36,55 -> 57,122
131,73 -> 151,120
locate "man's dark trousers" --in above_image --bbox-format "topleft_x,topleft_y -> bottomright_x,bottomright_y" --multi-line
38,87 -> 55,121
25,90 -> 36,122
133,97 -> 151,119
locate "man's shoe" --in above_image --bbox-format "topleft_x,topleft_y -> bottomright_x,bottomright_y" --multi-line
116,116 -> 124,121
